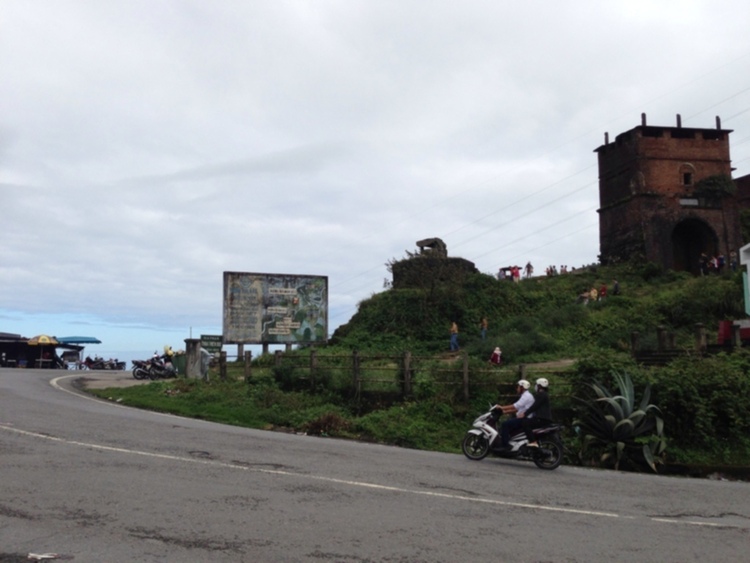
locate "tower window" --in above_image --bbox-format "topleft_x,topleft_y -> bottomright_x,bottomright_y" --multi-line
683,172 -> 693,186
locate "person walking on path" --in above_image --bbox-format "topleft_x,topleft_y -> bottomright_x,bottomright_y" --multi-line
450,322 -> 459,351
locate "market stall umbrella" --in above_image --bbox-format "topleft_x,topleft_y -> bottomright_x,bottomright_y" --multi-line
26,334 -> 59,367
56,336 -> 102,345
27,335 -> 59,346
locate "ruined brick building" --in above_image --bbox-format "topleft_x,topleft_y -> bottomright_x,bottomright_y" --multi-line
596,114 -> 750,273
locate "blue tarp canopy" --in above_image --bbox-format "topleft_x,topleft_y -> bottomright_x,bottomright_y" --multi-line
56,336 -> 102,344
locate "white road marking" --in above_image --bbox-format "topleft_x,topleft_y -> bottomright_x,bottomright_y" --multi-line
1,421 -> 619,518
15,374 -> 740,530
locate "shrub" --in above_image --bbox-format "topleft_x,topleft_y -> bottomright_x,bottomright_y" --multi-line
647,352 -> 750,459
574,371 -> 666,472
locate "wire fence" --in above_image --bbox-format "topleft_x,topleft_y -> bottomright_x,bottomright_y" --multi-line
214,349 -> 576,407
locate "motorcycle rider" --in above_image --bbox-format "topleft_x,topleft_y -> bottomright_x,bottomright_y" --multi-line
518,378 -> 552,447
161,345 -> 175,369
494,379 -> 534,450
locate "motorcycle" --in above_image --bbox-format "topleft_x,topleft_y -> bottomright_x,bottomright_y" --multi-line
461,405 -> 564,470
147,353 -> 177,380
131,359 -> 151,380
83,355 -> 126,371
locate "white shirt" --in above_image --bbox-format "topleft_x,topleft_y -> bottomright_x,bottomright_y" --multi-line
513,390 -> 535,416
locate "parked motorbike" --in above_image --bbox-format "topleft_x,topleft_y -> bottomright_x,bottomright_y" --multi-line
147,353 -> 177,380
131,359 -> 151,380
83,355 -> 126,371
461,405 -> 564,470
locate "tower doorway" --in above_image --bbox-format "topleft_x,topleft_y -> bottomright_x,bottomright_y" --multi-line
671,219 -> 717,274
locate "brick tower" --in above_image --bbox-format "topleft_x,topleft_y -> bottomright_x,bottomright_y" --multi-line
595,114 -> 743,273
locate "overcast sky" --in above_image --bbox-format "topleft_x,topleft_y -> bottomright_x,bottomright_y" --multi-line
2,1 -> 749,357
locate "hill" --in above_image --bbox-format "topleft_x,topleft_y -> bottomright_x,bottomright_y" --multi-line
326,259 -> 750,472
331,260 -> 746,361
93,259 -> 750,475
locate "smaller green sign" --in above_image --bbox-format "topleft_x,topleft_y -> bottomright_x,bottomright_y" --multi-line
200,334 -> 223,354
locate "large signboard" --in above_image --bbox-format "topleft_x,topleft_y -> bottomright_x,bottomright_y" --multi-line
222,272 -> 328,344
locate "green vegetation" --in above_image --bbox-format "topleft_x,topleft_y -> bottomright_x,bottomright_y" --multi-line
692,174 -> 737,198
90,261 -> 750,474
574,371 -> 666,472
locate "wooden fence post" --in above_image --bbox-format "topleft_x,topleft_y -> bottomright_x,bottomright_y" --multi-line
657,325 -> 667,351
402,350 -> 412,398
732,323 -> 742,348
694,323 -> 706,352
462,351 -> 469,402
244,350 -> 252,383
310,349 -> 317,390
352,350 -> 361,408
219,351 -> 227,380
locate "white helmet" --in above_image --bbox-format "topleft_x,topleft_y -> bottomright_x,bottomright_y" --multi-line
536,377 -> 549,389
517,379 -> 531,390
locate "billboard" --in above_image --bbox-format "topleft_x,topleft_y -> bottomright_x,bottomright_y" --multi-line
222,272 -> 328,344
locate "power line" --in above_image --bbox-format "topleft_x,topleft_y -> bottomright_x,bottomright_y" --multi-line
327,56 -> 750,328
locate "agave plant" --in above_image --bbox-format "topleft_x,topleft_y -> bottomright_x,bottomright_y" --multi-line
574,370 -> 666,472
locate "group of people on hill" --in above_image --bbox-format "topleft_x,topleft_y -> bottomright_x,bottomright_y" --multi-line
497,265 -> 521,282
578,279 -> 619,304
700,251 -> 738,275
448,319 -> 502,363
497,262 -> 586,280
545,264 -> 571,276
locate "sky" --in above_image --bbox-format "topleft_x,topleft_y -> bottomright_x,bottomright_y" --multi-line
2,1 -> 750,359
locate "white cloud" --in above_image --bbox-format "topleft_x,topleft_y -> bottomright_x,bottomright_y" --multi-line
1,0 -> 749,353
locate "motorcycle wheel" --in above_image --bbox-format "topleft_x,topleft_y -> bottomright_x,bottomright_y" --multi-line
532,437 -> 564,470
148,367 -> 160,381
461,432 -> 490,461
133,367 -> 148,380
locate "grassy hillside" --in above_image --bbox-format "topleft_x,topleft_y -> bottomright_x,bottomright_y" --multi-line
94,259 -> 750,474
331,260 -> 746,360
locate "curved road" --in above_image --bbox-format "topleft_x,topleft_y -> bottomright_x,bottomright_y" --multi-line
1,368 -> 748,562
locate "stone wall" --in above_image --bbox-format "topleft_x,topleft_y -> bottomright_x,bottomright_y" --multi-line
391,256 -> 478,289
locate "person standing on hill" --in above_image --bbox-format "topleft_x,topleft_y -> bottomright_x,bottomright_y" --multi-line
489,347 -> 502,366
480,317 -> 488,341
450,322 -> 459,351
612,279 -> 620,296
589,286 -> 598,302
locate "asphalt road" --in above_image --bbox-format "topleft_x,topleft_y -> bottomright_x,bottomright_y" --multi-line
1,368 -> 749,562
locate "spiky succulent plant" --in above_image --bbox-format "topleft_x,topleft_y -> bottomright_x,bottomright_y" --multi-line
574,370 -> 666,472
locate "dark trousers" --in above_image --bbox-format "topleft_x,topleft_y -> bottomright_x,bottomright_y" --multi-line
500,418 -> 524,447
522,417 -> 552,442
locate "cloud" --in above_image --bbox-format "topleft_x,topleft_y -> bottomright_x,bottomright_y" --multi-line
1,0 -> 749,351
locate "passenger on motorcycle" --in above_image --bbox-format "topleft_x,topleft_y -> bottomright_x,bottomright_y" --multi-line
517,378 -> 553,447
494,379 -> 534,450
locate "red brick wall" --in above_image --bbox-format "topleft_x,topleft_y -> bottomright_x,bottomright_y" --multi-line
596,124 -> 744,269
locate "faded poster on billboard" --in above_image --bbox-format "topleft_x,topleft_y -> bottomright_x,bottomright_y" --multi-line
223,272 -> 328,344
